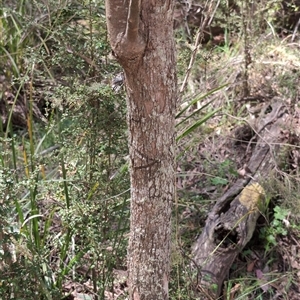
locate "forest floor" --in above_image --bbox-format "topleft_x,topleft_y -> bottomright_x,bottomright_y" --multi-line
175,31 -> 300,298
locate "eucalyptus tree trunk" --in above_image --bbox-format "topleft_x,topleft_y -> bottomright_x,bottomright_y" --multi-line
105,1 -> 177,299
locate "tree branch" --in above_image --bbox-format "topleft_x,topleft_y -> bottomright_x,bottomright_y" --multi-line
105,0 -> 128,47
125,0 -> 141,42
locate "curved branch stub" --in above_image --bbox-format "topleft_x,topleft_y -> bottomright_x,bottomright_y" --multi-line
114,32 -> 146,70
106,0 -> 146,70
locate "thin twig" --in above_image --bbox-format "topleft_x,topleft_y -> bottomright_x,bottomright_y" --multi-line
292,16 -> 300,42
179,0 -> 220,94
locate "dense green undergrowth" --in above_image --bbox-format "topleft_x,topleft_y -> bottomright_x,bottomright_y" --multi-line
1,1 -> 130,298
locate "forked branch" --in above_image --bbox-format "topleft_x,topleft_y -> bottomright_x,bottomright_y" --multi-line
105,0 -> 145,66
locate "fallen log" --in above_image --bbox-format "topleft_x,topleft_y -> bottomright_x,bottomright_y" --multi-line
191,100 -> 288,299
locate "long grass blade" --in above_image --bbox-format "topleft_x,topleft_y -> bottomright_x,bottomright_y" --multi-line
176,108 -> 221,141
176,83 -> 227,119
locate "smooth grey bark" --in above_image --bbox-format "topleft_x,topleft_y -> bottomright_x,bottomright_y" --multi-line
105,1 -> 177,299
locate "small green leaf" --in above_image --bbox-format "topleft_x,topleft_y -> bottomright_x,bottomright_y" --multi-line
266,234 -> 277,246
210,177 -> 228,186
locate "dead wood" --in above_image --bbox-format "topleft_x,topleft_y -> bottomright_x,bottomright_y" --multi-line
191,100 -> 289,299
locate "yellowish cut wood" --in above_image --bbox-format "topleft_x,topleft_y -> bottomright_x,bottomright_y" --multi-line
239,183 -> 265,211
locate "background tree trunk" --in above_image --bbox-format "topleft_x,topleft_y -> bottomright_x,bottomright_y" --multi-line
105,1 -> 177,299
